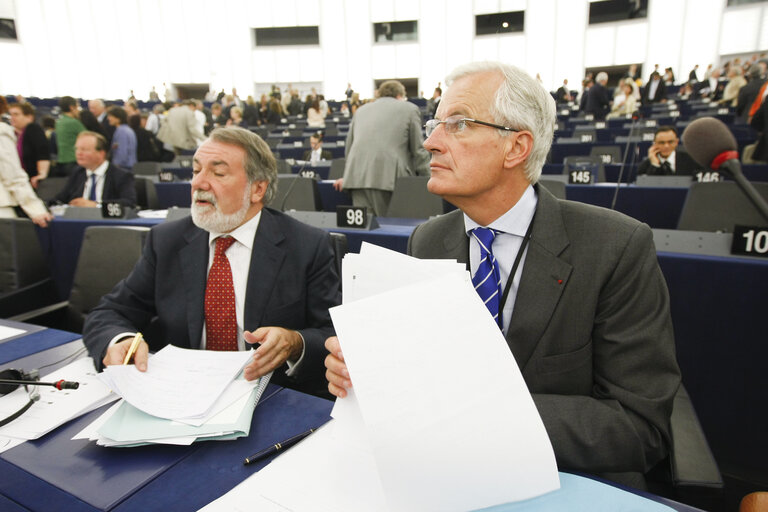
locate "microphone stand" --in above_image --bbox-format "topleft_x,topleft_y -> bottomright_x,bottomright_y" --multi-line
611,111 -> 639,210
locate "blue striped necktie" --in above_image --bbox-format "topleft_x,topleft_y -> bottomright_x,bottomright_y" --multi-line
471,227 -> 503,328
88,173 -> 97,201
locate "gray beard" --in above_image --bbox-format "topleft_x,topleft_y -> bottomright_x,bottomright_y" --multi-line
191,185 -> 251,233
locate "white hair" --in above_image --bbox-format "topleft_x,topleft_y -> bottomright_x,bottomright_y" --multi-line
596,71 -> 608,83
445,61 -> 556,183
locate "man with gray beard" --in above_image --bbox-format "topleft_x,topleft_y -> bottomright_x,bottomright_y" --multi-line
83,127 -> 340,396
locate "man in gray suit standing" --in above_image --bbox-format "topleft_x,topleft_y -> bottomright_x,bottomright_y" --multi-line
335,80 -> 430,216
325,62 -> 680,489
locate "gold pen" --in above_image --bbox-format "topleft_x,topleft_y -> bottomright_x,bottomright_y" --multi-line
123,332 -> 144,365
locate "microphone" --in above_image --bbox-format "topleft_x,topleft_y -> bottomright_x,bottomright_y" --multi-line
610,110 -> 641,210
681,117 -> 768,223
278,159 -> 308,212
0,378 -> 80,390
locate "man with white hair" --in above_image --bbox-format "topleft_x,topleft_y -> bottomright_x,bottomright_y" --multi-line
325,62 -> 680,488
583,71 -> 612,119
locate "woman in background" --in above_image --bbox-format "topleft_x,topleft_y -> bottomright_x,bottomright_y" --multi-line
0,97 -> 52,226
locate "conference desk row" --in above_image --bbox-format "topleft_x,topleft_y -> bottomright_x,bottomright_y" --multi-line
0,321 -> 703,511
32,212 -> 768,488
154,181 -> 691,229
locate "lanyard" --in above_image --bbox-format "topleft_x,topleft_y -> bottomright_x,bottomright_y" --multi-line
498,214 -> 536,322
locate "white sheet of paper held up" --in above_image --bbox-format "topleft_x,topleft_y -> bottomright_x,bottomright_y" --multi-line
329,271 -> 559,511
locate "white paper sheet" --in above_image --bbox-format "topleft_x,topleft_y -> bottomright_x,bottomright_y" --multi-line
100,345 -> 252,419
0,325 -> 25,341
330,273 -> 559,511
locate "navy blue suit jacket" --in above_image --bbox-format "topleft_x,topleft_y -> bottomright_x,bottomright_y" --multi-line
83,208 -> 341,393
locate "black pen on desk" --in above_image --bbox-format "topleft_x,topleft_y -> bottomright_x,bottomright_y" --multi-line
243,427 -> 317,465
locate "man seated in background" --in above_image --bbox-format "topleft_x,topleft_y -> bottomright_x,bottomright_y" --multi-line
325,61 -> 680,489
303,132 -> 332,166
637,126 -> 699,176
52,131 -> 136,207
83,127 -> 340,396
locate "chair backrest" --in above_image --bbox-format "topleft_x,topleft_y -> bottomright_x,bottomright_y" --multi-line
67,226 -> 150,332
273,175 -> 321,212
563,155 -> 606,183
677,182 -> 768,232
134,177 -> 160,210
589,145 -> 622,165
329,158 -> 346,180
0,218 -> 50,294
132,161 -> 164,176
35,177 -> 68,203
538,179 -> 567,199
385,176 -> 444,218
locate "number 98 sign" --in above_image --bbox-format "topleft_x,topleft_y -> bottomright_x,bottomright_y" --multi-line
337,206 -> 368,228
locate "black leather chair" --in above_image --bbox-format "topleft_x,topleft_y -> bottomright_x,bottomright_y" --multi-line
563,155 -> 606,183
0,219 -> 59,318
274,175 -> 321,212
10,226 -> 149,333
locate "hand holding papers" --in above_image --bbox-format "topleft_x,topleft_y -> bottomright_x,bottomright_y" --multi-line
79,345 -> 271,447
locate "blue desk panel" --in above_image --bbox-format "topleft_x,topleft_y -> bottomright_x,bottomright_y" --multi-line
0,385 -> 331,512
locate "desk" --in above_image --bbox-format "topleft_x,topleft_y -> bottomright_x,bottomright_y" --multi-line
0,328 -> 702,512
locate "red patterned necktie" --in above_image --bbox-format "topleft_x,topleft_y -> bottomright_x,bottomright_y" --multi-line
204,236 -> 238,351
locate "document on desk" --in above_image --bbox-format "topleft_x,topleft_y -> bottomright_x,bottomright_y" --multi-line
204,244 -> 559,512
0,357 -> 116,442
73,373 -> 270,447
0,324 -> 26,342
99,345 -> 253,420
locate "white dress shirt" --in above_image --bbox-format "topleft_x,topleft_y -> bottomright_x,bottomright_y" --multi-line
82,161 -> 109,202
464,185 -> 538,336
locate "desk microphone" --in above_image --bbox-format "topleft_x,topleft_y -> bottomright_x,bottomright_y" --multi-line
278,160 -> 309,211
681,117 -> 768,223
0,378 -> 79,390
610,111 -> 641,210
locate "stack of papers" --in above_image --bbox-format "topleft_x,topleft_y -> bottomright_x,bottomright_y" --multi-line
203,243 -> 560,512
0,357 -> 116,453
74,345 -> 270,447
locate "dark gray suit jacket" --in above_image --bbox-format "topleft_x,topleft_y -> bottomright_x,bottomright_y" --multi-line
83,207 -> 341,393
407,185 -> 680,483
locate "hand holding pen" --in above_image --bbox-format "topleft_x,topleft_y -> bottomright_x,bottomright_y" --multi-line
102,333 -> 149,370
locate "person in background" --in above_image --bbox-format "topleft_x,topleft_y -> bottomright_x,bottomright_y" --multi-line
637,126 -> 699,176
306,98 -> 325,128
8,102 -> 50,187
129,114 -> 161,162
54,96 -> 86,177
303,132 -> 332,166
52,131 -> 136,207
107,106 -> 137,169
226,106 -> 248,129
40,115 -> 57,163
607,80 -> 638,119
0,98 -> 52,226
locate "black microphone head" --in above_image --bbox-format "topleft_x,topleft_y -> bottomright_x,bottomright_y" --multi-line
681,116 -> 737,168
57,380 -> 80,390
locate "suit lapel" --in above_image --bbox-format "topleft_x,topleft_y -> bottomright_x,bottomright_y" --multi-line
179,220 -> 209,348
441,210 -> 470,268
505,185 -> 573,371
243,209 -> 286,330
73,169 -> 87,197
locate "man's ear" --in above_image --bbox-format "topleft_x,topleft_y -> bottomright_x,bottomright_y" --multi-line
503,131 -> 534,170
250,181 -> 268,203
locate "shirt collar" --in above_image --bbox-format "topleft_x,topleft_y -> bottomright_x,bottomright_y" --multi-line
463,184 -> 538,237
87,160 -> 109,176
206,209 -> 262,250
660,151 -> 676,168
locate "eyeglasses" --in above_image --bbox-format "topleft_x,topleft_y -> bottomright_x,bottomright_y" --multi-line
424,115 -> 519,138
0,369 -> 40,428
